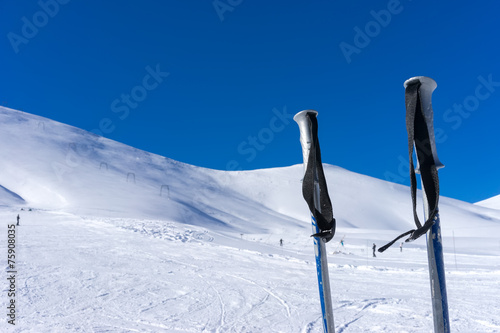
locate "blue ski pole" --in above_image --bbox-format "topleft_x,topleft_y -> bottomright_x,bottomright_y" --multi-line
294,110 -> 335,333
404,76 -> 450,333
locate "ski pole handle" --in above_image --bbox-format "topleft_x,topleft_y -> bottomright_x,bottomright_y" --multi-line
293,110 -> 318,173
404,76 -> 444,170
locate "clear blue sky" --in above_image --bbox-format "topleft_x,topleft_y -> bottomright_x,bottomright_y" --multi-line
1,1 -> 499,203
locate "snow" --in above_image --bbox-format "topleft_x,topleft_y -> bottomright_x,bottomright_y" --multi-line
476,194 -> 500,210
0,185 -> 25,207
1,106 -> 500,332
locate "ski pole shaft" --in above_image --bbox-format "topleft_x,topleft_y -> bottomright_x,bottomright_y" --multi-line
423,192 -> 450,333
404,77 -> 450,333
294,110 -> 335,333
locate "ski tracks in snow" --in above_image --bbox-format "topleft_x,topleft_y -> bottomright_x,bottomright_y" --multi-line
8,209 -> 500,332
198,273 -> 226,333
336,298 -> 387,333
227,274 -> 291,318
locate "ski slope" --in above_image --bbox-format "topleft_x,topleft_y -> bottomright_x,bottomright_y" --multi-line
476,195 -> 500,210
1,106 -> 500,332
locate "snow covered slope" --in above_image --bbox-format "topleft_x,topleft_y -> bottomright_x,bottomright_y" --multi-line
0,184 -> 25,207
2,106 -> 498,237
476,194 -> 500,210
1,106 -> 500,332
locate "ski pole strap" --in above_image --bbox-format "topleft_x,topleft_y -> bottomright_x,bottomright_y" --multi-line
379,80 -> 440,252
302,113 -> 336,243
406,80 -> 440,239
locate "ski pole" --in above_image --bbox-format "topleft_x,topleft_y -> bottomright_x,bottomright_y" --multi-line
294,110 -> 335,333
404,76 -> 450,333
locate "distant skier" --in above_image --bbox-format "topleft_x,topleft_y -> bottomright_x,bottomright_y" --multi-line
16,214 -> 20,226
400,242 -> 403,252
340,239 -> 344,247
280,239 -> 283,247
372,243 -> 376,257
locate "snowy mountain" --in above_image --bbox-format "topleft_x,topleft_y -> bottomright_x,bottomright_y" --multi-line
1,106 -> 500,332
2,106 -> 497,237
476,194 -> 500,210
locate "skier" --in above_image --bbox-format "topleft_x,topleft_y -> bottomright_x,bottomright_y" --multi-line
280,239 -> 283,247
400,242 -> 403,252
340,239 -> 344,247
17,214 -> 20,226
372,243 -> 376,257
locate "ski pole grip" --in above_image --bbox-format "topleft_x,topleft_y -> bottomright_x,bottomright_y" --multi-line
293,110 -> 318,172
404,76 -> 444,170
